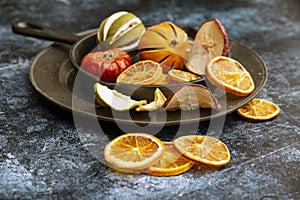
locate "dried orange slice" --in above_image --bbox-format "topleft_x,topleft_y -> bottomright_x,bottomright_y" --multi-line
173,135 -> 230,166
116,60 -> 163,85
168,69 -> 201,82
146,142 -> 195,176
104,133 -> 164,170
237,98 -> 280,120
206,56 -> 255,96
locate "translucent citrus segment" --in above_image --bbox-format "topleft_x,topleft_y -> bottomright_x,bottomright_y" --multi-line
116,60 -> 163,85
146,142 -> 195,176
206,56 -> 255,96
168,69 -> 201,82
237,98 -> 280,120
104,133 -> 164,170
173,135 -> 230,166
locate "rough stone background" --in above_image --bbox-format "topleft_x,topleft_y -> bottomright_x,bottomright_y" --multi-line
0,0 -> 299,199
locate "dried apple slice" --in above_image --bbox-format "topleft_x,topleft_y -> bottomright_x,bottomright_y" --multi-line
163,84 -> 221,111
185,40 -> 211,75
194,18 -> 230,58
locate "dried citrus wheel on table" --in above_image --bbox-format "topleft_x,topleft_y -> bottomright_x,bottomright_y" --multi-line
173,135 -> 230,167
237,98 -> 280,120
205,56 -> 255,96
116,60 -> 163,85
104,133 -> 164,170
168,69 -> 201,82
146,142 -> 195,176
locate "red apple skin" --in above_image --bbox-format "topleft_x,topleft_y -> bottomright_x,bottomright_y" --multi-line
213,18 -> 230,56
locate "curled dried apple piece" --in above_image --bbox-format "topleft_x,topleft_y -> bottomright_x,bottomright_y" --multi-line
194,18 -> 230,58
185,40 -> 211,75
163,84 -> 221,111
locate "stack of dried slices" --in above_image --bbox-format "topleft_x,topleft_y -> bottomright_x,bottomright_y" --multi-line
104,133 -> 231,176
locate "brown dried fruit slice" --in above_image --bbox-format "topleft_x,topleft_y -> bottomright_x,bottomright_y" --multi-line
185,40 -> 211,75
237,98 -> 280,120
146,142 -> 195,176
194,18 -> 230,58
173,135 -> 230,167
163,84 -> 221,111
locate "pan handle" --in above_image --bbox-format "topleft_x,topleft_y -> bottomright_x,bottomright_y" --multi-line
11,21 -> 83,45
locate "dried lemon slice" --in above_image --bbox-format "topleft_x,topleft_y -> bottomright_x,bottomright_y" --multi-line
116,60 -> 163,85
237,98 -> 280,120
146,142 -> 195,176
104,133 -> 164,170
206,56 -> 255,96
173,135 -> 230,167
168,69 -> 201,82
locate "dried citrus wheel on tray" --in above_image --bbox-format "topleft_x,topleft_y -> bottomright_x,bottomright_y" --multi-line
168,69 -> 201,82
146,142 -> 195,176
104,133 -> 164,170
116,60 -> 163,85
205,56 -> 255,96
173,135 -> 230,167
237,98 -> 280,120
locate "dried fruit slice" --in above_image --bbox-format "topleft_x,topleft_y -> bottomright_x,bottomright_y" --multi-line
104,133 -> 164,170
146,142 -> 195,176
136,88 -> 167,112
163,84 -> 221,111
138,22 -> 190,71
237,98 -> 280,120
94,83 -> 147,111
168,69 -> 201,82
194,18 -> 230,58
185,40 -> 211,75
173,135 -> 230,167
206,56 -> 255,96
116,60 -> 163,85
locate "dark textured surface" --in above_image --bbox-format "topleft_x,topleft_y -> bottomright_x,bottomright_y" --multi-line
1,0 -> 300,199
